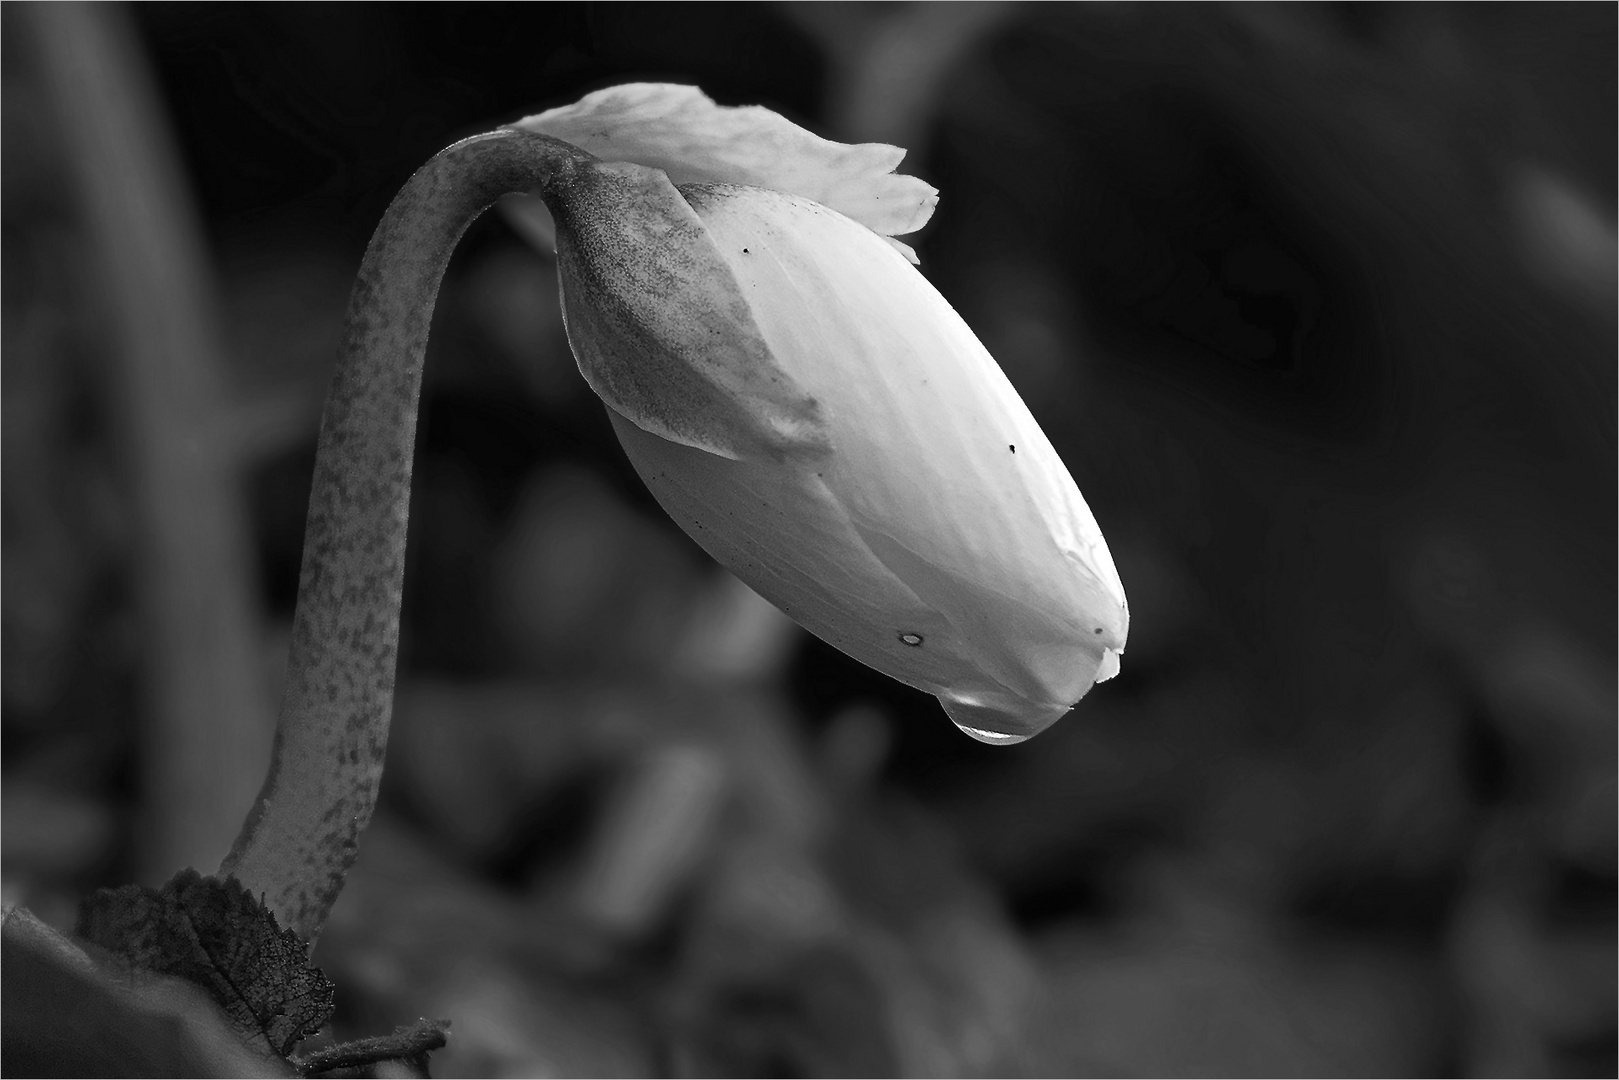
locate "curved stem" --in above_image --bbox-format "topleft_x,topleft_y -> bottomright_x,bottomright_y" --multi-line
221,128 -> 592,944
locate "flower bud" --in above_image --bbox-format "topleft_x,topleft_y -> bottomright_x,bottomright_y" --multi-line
517,85 -> 1127,743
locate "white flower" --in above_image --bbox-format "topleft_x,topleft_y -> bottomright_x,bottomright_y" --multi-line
512,84 -> 1127,744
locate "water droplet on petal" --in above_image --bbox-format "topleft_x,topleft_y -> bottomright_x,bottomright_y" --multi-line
938,691 -> 1064,747
952,722 -> 1030,746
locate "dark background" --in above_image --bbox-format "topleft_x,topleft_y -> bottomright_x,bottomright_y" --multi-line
4,3 -> 1614,1075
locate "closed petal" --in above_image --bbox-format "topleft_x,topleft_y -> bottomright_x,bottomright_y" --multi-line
685,184 -> 1127,641
667,184 -> 1128,734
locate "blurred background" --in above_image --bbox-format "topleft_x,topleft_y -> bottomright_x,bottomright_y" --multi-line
3,3 -> 1614,1076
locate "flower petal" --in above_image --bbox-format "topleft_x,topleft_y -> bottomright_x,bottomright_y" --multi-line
544,158 -> 831,460
513,82 -> 938,240
678,185 -> 1129,721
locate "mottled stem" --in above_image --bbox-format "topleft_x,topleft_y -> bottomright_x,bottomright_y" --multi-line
221,128 -> 592,944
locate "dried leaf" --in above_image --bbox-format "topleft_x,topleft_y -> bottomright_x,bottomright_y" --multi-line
77,869 -> 336,1058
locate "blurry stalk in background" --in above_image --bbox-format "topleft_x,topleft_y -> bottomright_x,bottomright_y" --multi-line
24,4 -> 273,878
